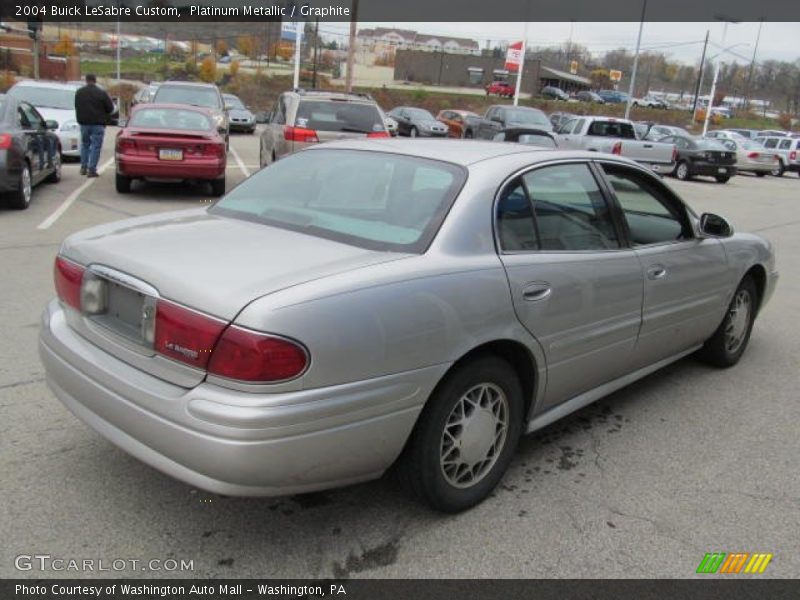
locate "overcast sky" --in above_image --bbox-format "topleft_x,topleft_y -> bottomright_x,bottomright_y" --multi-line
321,22 -> 800,65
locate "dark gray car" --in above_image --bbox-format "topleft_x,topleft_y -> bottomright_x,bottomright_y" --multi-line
388,106 -> 448,137
0,95 -> 61,210
223,93 -> 256,134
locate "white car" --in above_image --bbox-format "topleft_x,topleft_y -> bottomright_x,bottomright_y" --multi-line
7,81 -> 82,158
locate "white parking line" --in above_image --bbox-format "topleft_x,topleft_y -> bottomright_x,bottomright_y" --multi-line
37,157 -> 115,230
229,145 -> 251,178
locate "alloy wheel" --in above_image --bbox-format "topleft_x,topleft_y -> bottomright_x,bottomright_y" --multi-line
724,289 -> 752,354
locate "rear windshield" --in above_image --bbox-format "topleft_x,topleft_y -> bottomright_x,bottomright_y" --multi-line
9,86 -> 75,110
129,107 -> 212,131
587,121 -> 637,139
505,108 -> 551,129
295,101 -> 384,133
695,139 -> 728,151
210,149 -> 466,253
153,86 -> 220,109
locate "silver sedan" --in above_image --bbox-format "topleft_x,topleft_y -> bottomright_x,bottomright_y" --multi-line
40,140 -> 778,512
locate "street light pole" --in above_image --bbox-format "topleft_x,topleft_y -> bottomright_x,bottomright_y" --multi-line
743,19 -> 764,110
691,30 -> 710,123
512,21 -> 528,107
116,1 -> 121,89
624,0 -> 648,120
702,21 -> 729,137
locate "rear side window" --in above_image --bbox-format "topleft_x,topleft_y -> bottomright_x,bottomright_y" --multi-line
210,149 -> 465,253
763,138 -> 778,148
295,101 -> 384,134
587,121 -> 636,139
778,139 -> 791,150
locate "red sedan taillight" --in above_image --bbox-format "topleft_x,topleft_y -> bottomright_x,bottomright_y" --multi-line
153,300 -> 308,381
154,300 -> 227,370
117,138 -> 136,154
284,126 -> 319,143
208,327 -> 308,382
611,141 -> 622,155
0,133 -> 12,149
367,131 -> 390,138
54,256 -> 84,310
202,142 -> 226,158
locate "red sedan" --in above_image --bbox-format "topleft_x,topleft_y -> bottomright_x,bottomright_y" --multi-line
115,104 -> 227,196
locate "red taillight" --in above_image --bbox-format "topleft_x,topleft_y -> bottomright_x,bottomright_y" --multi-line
203,142 -> 225,157
747,152 -> 760,159
284,126 -> 318,143
208,327 -> 308,383
0,133 -> 12,149
791,151 -> 797,161
154,300 -> 226,369
367,131 -> 390,138
611,141 -> 622,155
117,138 -> 136,153
54,256 -> 84,310
671,146 -> 678,162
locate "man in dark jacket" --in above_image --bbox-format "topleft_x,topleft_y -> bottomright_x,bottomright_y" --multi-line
75,74 -> 114,177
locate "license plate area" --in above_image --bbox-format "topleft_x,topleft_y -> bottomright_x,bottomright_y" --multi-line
159,148 -> 183,161
84,267 -> 158,348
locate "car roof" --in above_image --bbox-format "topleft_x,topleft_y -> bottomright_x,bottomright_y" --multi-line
158,81 -> 218,89
130,103 -> 214,115
305,138 -> 628,167
12,80 -> 80,90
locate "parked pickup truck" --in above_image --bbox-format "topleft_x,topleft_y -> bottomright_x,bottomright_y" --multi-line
463,105 -> 553,140
555,116 -> 676,173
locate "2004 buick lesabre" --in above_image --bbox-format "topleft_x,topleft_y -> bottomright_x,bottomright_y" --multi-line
40,140 -> 778,512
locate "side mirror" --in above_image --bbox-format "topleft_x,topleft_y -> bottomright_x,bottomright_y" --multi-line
45,120 -> 59,130
490,115 -> 503,124
699,213 -> 733,238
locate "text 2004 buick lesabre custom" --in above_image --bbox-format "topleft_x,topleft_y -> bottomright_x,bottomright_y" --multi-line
40,140 -> 777,512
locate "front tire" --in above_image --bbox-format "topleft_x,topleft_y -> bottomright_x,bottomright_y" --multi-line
463,129 -> 473,139
696,276 -> 757,368
45,151 -> 61,183
396,356 -> 524,512
755,171 -> 767,177
715,176 -> 730,183
409,126 -> 418,138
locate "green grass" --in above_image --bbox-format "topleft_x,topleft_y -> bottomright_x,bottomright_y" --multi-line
80,58 -> 177,79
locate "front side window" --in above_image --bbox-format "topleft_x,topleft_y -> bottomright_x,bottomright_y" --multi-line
210,150 -> 466,253
602,165 -> 691,246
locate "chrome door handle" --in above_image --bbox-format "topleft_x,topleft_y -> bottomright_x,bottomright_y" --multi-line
647,266 -> 667,280
522,283 -> 552,301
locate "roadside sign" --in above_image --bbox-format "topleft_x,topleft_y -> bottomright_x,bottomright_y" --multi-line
570,60 -> 578,75
609,69 -> 622,82
504,41 -> 523,72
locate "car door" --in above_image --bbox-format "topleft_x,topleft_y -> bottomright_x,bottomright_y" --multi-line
17,102 -> 46,182
557,118 -> 584,148
264,94 -> 288,160
496,161 -> 643,409
597,161 -> 731,367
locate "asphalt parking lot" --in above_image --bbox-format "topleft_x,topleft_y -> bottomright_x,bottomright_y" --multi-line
1,130 -> 798,579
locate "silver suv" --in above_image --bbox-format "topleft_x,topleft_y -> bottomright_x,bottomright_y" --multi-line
152,81 -> 228,143
759,136 -> 800,177
258,89 -> 388,167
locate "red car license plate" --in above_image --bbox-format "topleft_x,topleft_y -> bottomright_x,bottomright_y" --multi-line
159,148 -> 183,161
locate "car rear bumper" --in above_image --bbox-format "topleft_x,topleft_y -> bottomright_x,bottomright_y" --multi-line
690,162 -> 737,176
39,300 -> 444,496
229,122 -> 255,132
57,131 -> 81,156
117,155 -> 226,180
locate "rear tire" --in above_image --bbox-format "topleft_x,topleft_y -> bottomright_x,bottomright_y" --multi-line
463,129 -> 473,139
675,161 -> 691,181
395,356 -> 524,513
771,163 -> 785,177
115,172 -> 131,194
7,163 -> 32,210
696,276 -> 757,368
45,151 -> 61,183
715,176 -> 730,183
210,177 -> 226,197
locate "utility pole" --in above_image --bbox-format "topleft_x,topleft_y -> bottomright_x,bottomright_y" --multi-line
743,19 -> 764,111
702,21 -> 730,137
116,0 -> 121,89
691,30 -> 710,122
292,20 -> 302,89
345,0 -> 359,92
624,0 -> 647,120
312,18 -> 319,88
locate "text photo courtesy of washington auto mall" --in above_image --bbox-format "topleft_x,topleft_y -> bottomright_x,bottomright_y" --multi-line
1,0 -> 799,597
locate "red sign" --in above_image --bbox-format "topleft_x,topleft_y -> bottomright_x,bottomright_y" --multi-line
504,41 -> 523,72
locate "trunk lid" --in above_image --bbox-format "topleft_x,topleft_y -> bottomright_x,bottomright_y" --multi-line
61,208 -> 409,321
